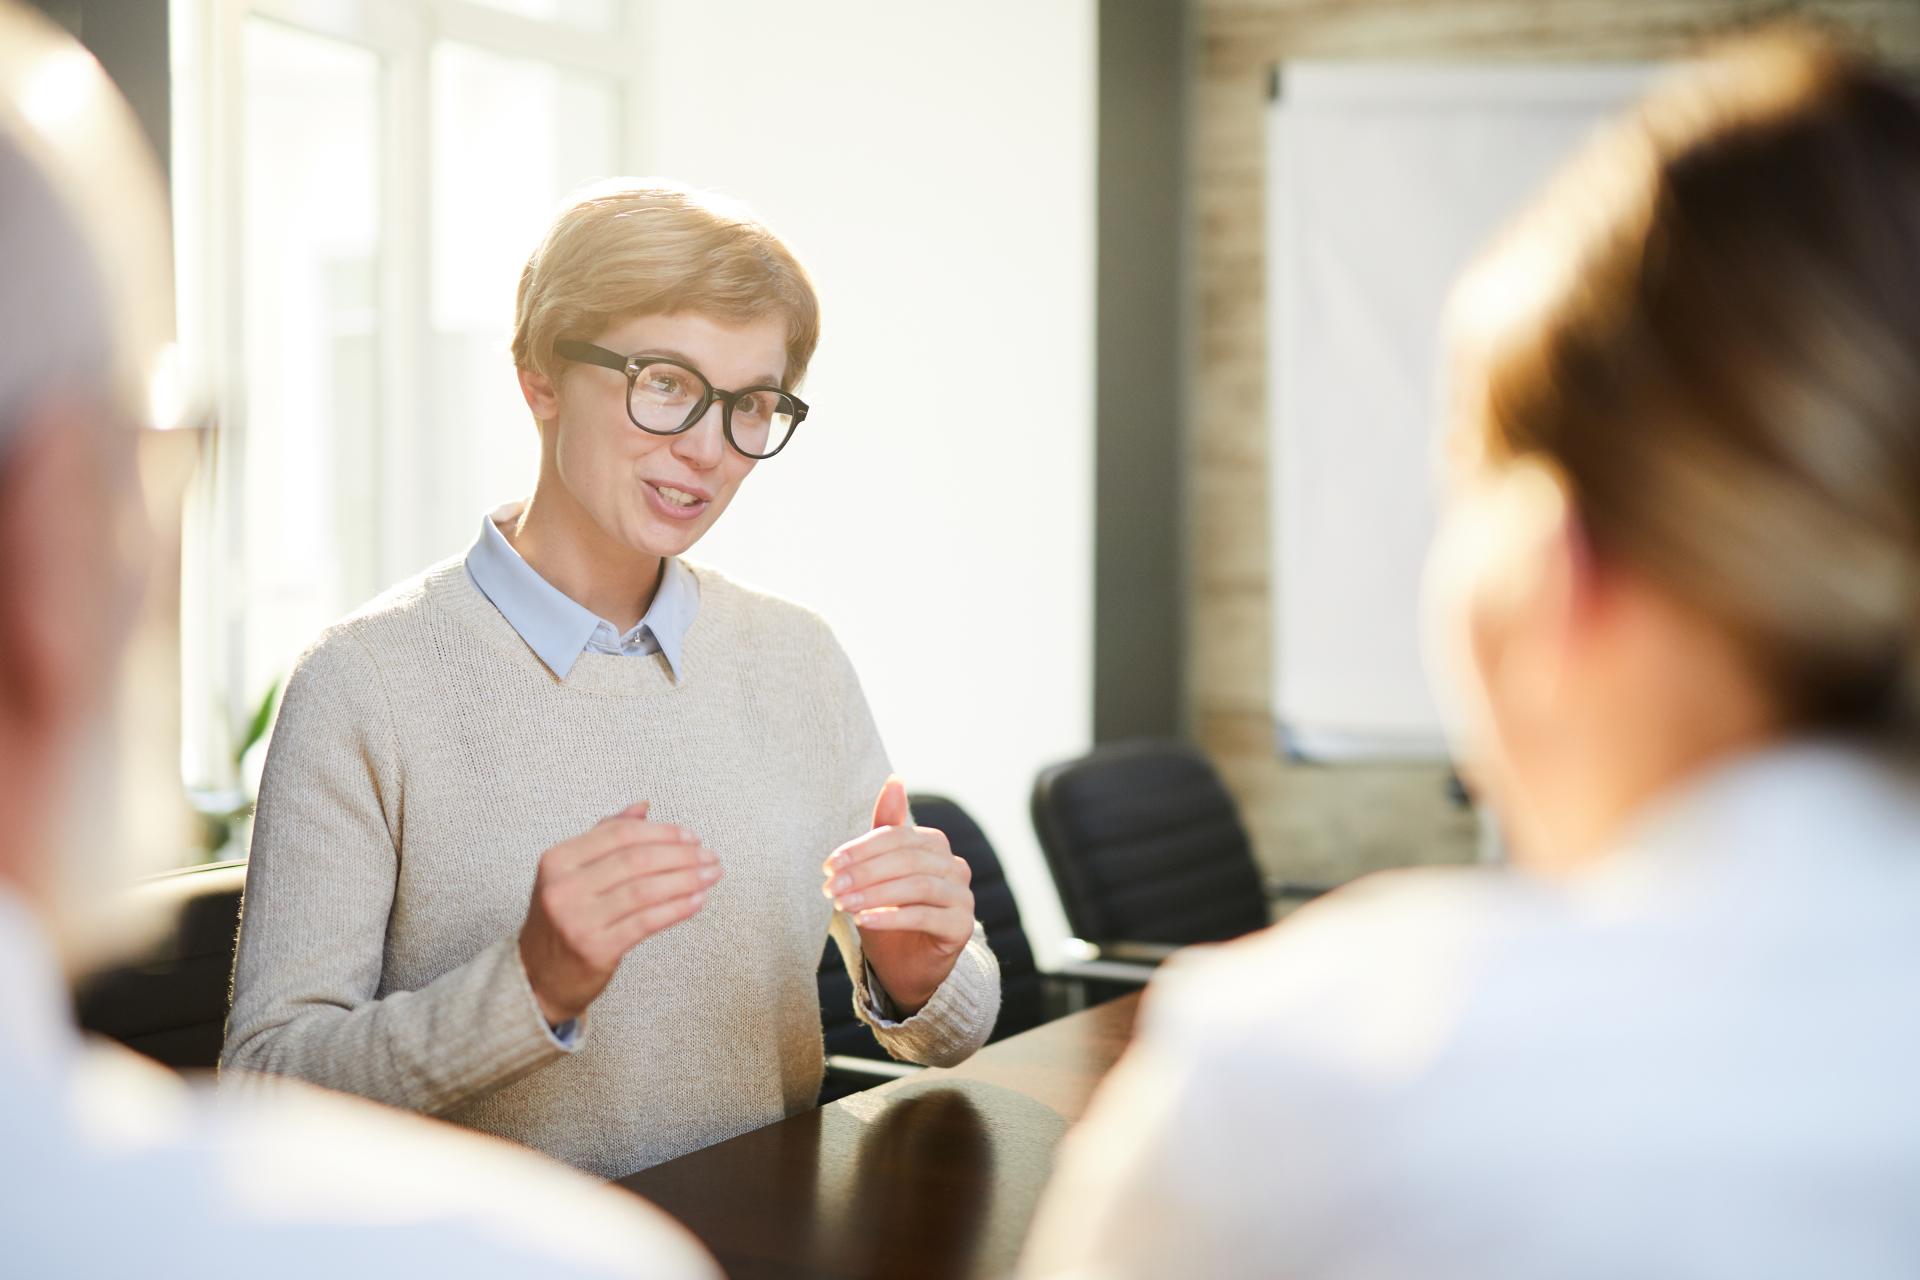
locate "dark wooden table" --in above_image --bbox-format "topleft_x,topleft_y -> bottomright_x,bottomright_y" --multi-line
617,992 -> 1141,1280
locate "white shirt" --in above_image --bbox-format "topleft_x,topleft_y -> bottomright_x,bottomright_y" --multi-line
0,888 -> 719,1279
1022,741 -> 1920,1280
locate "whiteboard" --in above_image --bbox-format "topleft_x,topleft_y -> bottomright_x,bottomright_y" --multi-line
1267,62 -> 1660,761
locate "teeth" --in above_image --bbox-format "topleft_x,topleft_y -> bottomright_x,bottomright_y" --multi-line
656,485 -> 699,507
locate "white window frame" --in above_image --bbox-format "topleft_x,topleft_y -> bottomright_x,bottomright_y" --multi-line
171,0 -> 651,803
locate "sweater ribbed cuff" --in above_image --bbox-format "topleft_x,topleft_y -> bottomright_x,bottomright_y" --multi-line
859,923 -> 1001,1068
413,933 -> 574,1115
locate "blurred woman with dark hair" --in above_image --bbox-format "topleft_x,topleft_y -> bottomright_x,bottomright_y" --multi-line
1025,30 -> 1920,1279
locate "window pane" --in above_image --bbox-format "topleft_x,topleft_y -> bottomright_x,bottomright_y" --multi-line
239,20 -> 381,729
462,0 -> 621,32
429,42 -> 619,535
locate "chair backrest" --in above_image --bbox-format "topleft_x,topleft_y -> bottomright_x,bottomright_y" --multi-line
1031,739 -> 1267,946
72,860 -> 247,1070
818,793 -> 1044,1065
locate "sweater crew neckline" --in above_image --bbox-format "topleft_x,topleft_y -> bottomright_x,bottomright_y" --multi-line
423,557 -> 721,697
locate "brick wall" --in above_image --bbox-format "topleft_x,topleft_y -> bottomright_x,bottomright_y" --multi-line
1185,0 -> 1920,885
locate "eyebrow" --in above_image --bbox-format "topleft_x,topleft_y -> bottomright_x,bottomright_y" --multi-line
643,348 -> 785,390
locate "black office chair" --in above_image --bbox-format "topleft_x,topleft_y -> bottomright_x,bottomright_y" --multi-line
1032,738 -> 1328,952
817,793 -> 1132,1103
72,860 -> 247,1070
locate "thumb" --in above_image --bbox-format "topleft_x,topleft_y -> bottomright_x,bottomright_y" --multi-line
870,776 -> 909,830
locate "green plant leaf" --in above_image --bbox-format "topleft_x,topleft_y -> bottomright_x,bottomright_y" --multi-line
236,675 -> 282,768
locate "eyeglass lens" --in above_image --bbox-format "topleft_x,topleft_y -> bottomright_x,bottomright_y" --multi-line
629,361 -> 799,458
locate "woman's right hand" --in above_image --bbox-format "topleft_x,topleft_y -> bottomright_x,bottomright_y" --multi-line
518,802 -> 721,1027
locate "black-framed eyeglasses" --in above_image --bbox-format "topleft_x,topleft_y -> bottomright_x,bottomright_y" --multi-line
554,338 -> 809,460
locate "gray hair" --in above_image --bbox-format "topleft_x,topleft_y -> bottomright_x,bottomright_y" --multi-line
0,131 -> 113,451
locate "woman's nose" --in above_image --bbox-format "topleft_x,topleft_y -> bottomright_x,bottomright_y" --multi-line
671,400 -> 727,468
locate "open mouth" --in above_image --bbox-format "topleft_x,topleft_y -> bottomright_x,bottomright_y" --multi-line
645,480 -> 711,520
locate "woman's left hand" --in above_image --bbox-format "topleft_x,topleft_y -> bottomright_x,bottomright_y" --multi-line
823,776 -> 974,1015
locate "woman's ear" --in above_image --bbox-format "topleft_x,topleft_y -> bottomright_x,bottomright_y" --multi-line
1465,462 -> 1581,721
1556,499 -> 1606,645
518,366 -> 560,423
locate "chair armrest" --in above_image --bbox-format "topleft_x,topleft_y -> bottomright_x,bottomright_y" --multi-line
1061,936 -> 1180,965
1053,938 -> 1173,987
1053,958 -> 1156,988
824,1054 -> 924,1084
1091,940 -> 1182,964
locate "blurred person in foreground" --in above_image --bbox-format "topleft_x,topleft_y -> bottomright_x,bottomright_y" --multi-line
1023,29 -> 1920,1280
0,6 -> 715,1274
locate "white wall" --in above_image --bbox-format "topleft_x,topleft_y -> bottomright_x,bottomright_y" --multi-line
632,1 -> 1096,958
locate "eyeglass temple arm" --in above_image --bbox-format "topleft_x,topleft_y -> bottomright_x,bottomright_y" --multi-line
553,339 -> 629,374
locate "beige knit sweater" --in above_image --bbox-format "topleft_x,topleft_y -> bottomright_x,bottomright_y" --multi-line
223,557 -> 1000,1177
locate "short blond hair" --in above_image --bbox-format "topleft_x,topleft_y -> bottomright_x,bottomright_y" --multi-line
1449,29 -> 1920,736
512,179 -> 820,387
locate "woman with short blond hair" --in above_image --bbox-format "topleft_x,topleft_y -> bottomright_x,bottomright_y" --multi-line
225,182 -> 1000,1176
1026,30 -> 1920,1279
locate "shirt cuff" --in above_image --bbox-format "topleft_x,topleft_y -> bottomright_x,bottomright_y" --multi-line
512,943 -> 584,1053
862,957 -> 905,1027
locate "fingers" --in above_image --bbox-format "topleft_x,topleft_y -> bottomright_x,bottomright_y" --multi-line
585,801 -> 653,842
601,888 -> 710,952
598,864 -> 723,922
833,870 -> 968,915
573,839 -> 715,896
534,810 -> 718,937
521,805 -> 716,1023
537,848 -> 717,971
560,816 -> 700,872
825,844 -> 961,902
824,822 -> 950,873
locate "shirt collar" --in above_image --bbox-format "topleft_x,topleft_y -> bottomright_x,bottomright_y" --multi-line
464,502 -> 696,681
639,555 -> 696,678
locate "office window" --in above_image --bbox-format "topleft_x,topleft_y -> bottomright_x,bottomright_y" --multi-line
463,0 -> 620,29
237,19 -> 381,747
174,0 -> 636,855
171,1 -> 1097,967
429,41 -> 618,529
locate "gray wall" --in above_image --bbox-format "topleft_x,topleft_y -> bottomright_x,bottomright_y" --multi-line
1094,0 -> 1188,743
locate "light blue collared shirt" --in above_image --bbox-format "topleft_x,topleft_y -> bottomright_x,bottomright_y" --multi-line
465,503 -> 698,682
